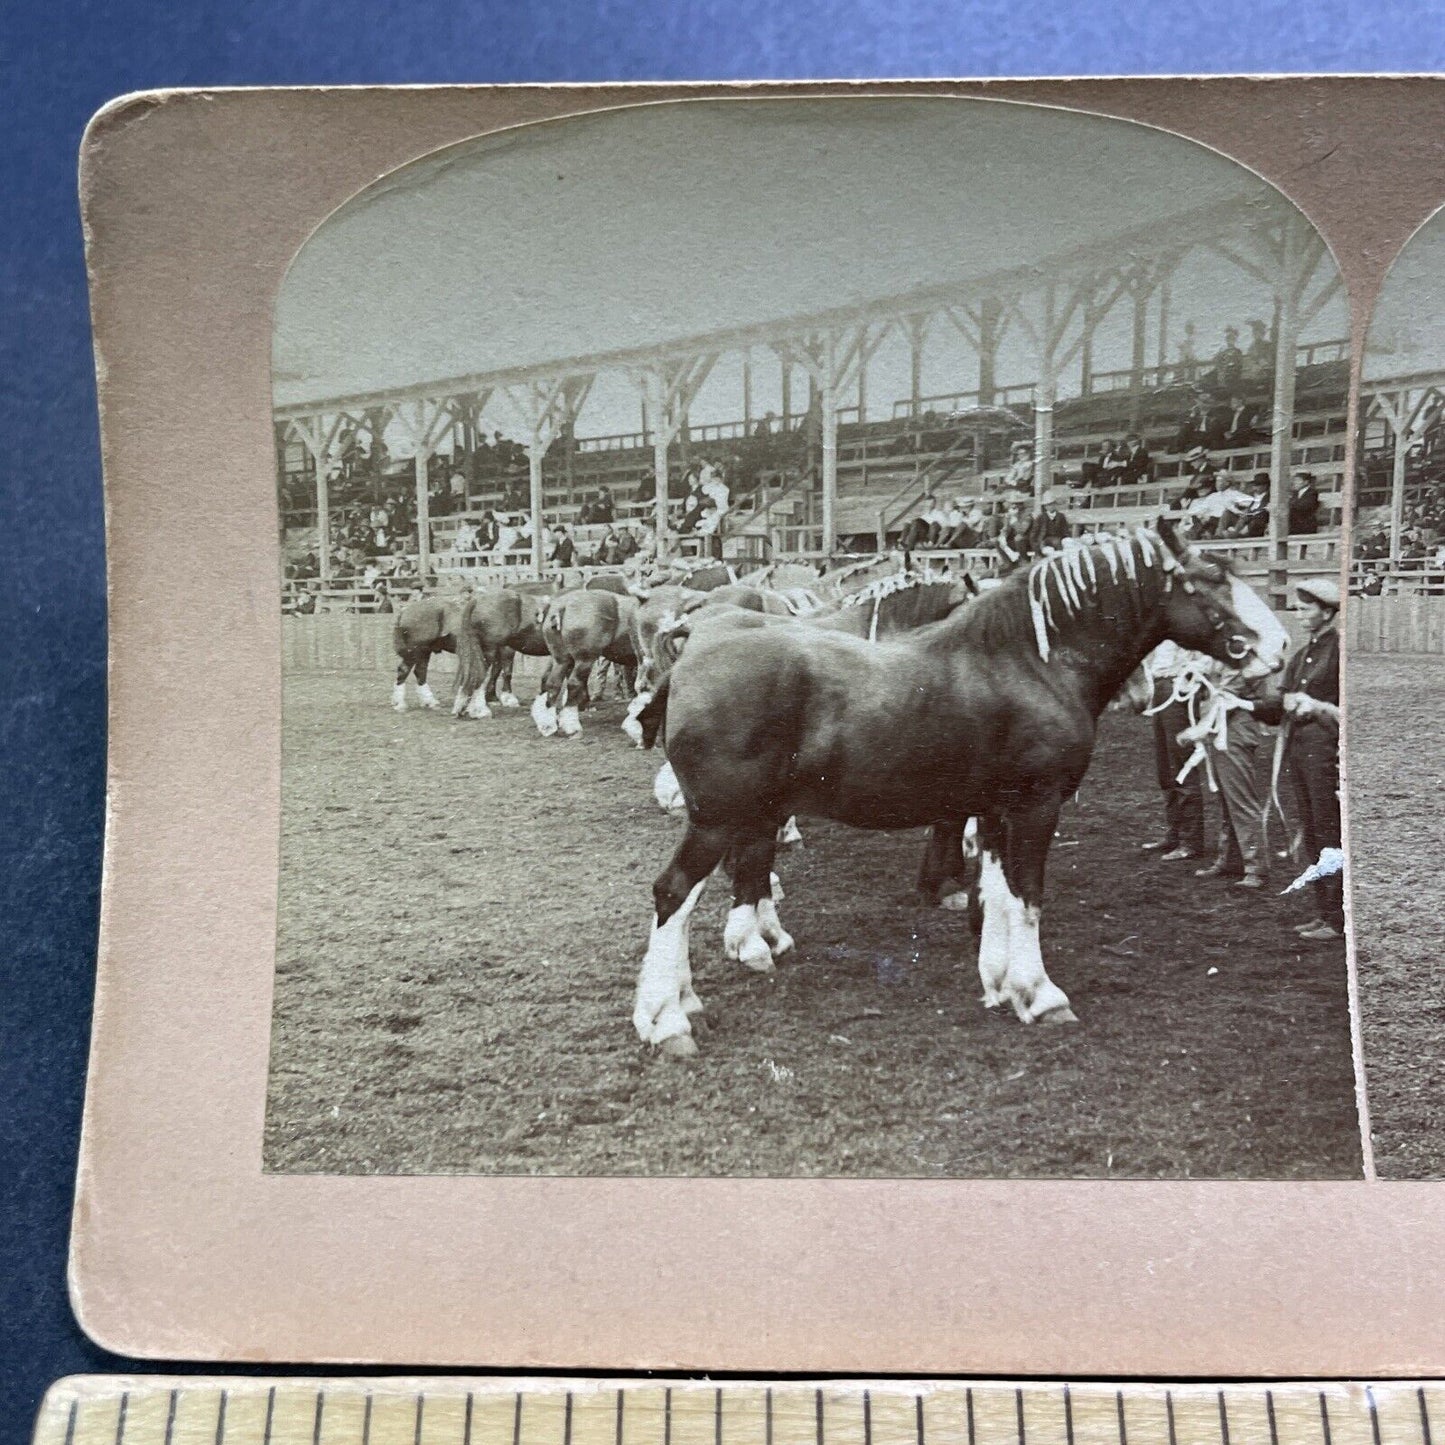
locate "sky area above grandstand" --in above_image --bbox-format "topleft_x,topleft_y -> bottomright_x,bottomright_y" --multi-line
273,97 -> 1349,441
1365,205 -> 1445,382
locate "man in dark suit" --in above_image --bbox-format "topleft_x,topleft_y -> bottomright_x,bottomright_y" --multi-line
1209,327 -> 1245,394
1027,490 -> 1072,553
1253,578 -> 1342,940
1121,433 -> 1153,484
1217,394 -> 1263,447
1288,472 -> 1322,534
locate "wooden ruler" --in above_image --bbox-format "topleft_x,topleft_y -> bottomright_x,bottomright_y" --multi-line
30,1380 -> 1445,1445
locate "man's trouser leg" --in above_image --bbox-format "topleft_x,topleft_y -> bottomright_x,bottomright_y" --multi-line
1162,701 -> 1205,854
1291,731 -> 1344,930
1215,724 -> 1269,878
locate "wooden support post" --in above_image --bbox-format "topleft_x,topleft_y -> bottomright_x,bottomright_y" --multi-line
908,319 -> 925,416
742,350 -> 753,434
414,450 -> 432,579
632,355 -> 718,564
1155,277 -> 1171,370
1390,405 -> 1408,565
821,336 -> 839,555
1033,373 -> 1056,503
528,445 -> 546,575
1267,229 -> 1302,612
780,359 -> 792,428
1129,282 -> 1150,432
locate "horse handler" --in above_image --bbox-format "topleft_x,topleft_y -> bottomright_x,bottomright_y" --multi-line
1254,577 -> 1343,941
1142,641 -> 1205,862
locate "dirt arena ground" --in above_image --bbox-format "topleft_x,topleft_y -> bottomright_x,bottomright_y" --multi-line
264,660 -> 1362,1179
1348,653 -> 1445,1179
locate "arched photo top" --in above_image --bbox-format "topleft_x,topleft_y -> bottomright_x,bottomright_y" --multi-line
272,95 -> 1347,414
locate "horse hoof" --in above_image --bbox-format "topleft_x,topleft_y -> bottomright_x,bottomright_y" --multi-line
392,699 -> 408,713
1037,1005 -> 1079,1025
621,716 -> 644,746
499,693 -> 520,709
465,698 -> 492,720
739,935 -> 775,973
391,686 -> 408,712
417,686 -> 439,710
558,707 -> 582,737
659,1033 -> 698,1060
768,930 -> 795,959
938,889 -> 971,912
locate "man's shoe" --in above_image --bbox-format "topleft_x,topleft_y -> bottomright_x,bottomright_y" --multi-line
1298,923 -> 1344,941
1141,840 -> 1174,853
1160,847 -> 1198,862
1235,874 -> 1266,890
1194,861 -> 1241,878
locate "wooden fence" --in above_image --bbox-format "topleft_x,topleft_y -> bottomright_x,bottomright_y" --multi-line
1349,595 -> 1445,653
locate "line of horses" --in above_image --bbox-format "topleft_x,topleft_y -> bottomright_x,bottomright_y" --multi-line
388,527 -> 1290,1061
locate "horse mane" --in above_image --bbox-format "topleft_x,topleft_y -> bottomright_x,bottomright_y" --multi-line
955,530 -> 1172,661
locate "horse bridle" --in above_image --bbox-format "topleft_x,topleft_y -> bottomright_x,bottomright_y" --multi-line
1163,551 -> 1257,662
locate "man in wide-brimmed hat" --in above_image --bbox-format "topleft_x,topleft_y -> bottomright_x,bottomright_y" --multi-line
1255,577 -> 1343,940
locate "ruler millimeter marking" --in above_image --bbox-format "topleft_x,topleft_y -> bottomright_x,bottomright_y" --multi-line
33,1381 -> 1445,1445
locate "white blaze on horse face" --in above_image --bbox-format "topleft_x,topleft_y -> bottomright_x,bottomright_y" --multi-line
633,877 -> 709,1047
653,761 -> 687,813
1228,575 -> 1290,676
531,694 -> 559,737
392,683 -> 408,712
417,683 -> 439,710
724,904 -> 775,972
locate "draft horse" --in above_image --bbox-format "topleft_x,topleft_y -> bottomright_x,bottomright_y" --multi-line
531,589 -> 641,737
392,595 -> 465,711
632,523 -> 1289,1056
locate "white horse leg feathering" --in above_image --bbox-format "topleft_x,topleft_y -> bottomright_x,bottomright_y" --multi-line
416,683 -> 439,710
392,682 -> 408,712
622,691 -> 650,747
633,877 -> 709,1053
977,850 -> 1075,1023
724,904 -> 776,971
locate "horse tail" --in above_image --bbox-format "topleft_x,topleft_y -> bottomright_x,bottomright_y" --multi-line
454,594 -> 486,698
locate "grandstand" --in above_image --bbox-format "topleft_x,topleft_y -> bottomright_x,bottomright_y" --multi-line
272,100 -> 1349,613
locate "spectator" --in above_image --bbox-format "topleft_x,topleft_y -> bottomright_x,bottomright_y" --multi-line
477,510 -> 499,551
1222,472 -> 1271,538
1244,319 -> 1275,384
1288,472 -> 1322,534
941,500 -> 987,549
595,489 -> 615,524
1121,433 -> 1154,484
452,518 -> 479,554
1174,394 -> 1211,453
899,493 -> 940,551
1178,447 -> 1219,505
1209,326 -> 1245,394
996,498 -> 1035,571
1004,441 -> 1035,491
448,466 -> 467,509
1220,394 -> 1264,448
1028,489 -> 1072,553
1186,472 -> 1253,539
1098,438 -> 1130,487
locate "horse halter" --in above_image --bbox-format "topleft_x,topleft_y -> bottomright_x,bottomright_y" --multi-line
1162,550 -> 1254,661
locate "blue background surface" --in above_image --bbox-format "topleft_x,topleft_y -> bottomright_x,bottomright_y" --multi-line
2,3 -> 1439,1441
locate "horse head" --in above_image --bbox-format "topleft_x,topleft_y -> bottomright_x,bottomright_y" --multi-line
1155,517 -> 1289,679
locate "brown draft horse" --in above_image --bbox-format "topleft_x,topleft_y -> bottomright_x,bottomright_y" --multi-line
531,589 -> 641,737
632,524 -> 1290,1056
392,595 -> 466,711
446,572 -> 634,719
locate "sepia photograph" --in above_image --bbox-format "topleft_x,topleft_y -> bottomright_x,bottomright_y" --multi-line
263,96 -> 1359,1179
1349,201 -> 1445,1179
